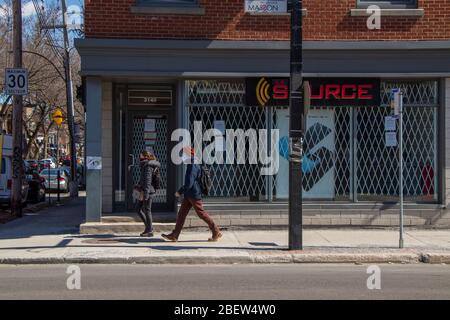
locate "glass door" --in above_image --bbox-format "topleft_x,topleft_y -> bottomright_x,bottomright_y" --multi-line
126,111 -> 175,212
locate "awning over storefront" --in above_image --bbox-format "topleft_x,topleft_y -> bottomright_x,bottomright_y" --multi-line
75,39 -> 450,78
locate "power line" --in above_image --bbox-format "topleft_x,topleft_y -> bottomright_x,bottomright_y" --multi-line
31,0 -> 64,62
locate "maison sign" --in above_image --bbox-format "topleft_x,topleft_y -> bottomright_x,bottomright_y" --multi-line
245,0 -> 288,14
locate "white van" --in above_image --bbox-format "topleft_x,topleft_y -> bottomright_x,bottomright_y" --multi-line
0,135 -> 29,205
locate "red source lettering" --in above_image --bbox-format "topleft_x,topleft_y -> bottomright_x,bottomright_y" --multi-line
272,81 -> 289,100
326,85 -> 341,99
358,84 -> 373,100
310,83 -> 374,101
341,85 -> 357,99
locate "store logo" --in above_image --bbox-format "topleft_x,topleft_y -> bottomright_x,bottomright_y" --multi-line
256,78 -> 270,106
247,78 -> 290,107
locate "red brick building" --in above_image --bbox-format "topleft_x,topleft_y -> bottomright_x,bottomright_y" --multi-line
76,0 -> 450,231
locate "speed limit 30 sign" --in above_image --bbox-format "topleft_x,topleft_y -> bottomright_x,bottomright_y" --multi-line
4,68 -> 28,95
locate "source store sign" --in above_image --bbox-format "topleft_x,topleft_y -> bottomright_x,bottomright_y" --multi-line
245,0 -> 287,14
246,78 -> 381,107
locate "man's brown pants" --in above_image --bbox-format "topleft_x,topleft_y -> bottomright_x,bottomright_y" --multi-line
173,197 -> 219,238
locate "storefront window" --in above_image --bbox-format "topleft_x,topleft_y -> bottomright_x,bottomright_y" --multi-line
186,80 -> 439,203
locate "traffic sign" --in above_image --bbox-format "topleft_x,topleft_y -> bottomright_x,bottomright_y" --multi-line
4,68 -> 28,95
52,109 -> 64,126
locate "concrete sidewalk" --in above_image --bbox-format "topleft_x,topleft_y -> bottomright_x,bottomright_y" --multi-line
0,196 -> 449,264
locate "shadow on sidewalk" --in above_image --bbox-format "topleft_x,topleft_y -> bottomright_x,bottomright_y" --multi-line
0,232 -> 409,251
0,196 -> 85,240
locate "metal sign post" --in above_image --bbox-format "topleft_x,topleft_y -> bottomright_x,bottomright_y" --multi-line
52,109 -> 64,204
392,88 -> 404,249
399,91 -> 404,249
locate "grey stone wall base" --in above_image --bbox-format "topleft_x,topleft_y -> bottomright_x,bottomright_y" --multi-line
97,207 -> 450,233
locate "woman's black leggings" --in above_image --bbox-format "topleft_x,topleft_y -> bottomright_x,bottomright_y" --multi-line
136,195 -> 153,232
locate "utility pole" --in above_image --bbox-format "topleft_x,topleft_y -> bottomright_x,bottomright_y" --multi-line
288,0 -> 304,250
11,0 -> 24,217
61,0 -> 78,197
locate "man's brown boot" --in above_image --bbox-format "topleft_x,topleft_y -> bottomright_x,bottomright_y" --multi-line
208,230 -> 223,242
162,233 -> 178,242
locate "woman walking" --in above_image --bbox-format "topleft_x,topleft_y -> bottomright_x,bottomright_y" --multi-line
136,150 -> 160,237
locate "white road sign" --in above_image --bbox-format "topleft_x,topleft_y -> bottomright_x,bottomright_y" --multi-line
4,68 -> 28,95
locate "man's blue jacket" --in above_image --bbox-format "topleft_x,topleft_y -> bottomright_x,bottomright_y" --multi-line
178,159 -> 202,200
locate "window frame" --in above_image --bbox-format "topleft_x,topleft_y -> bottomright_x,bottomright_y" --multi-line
357,0 -> 418,9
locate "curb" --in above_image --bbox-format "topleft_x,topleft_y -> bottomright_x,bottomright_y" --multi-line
420,253 -> 450,264
1,251 -> 449,265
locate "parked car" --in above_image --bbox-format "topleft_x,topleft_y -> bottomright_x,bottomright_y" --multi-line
25,160 -> 39,174
43,158 -> 56,168
0,135 -> 29,205
27,172 -> 46,203
38,159 -> 56,171
40,169 -> 69,192
59,163 -> 86,190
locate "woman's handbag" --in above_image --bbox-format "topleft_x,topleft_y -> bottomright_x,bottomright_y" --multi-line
132,185 -> 144,202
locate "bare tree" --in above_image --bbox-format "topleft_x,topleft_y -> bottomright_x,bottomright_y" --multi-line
0,0 -> 84,160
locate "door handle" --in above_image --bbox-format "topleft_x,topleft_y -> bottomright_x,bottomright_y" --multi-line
128,154 -> 135,171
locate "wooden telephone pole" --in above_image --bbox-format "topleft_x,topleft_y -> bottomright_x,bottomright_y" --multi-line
11,0 -> 24,217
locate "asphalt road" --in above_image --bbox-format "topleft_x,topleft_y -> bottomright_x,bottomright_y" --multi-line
0,264 -> 449,300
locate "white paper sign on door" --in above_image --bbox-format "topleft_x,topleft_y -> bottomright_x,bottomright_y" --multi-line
144,119 -> 156,132
385,116 -> 396,131
385,131 -> 398,147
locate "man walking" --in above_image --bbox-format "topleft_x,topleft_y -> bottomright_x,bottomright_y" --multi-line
162,147 -> 222,242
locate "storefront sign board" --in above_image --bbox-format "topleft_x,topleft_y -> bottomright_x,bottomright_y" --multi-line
246,78 -> 381,107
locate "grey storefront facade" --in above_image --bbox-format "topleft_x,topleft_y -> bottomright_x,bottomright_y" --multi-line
75,38 -> 450,229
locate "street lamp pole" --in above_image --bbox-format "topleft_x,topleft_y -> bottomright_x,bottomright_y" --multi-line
288,0 -> 304,250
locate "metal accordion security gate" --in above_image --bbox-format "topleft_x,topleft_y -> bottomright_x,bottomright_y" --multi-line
131,116 -> 168,204
186,80 -> 439,203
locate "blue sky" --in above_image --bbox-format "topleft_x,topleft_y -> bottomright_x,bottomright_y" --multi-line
0,1 -> 84,18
